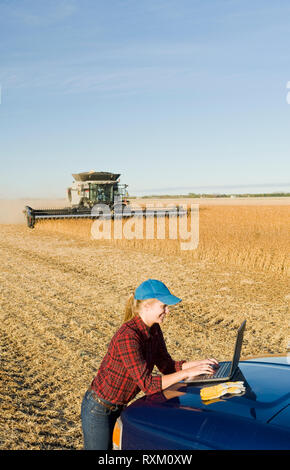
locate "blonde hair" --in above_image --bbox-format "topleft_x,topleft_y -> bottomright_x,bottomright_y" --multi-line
123,294 -> 156,323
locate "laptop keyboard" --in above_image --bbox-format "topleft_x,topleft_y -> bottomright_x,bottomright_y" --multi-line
212,361 -> 231,378
201,362 -> 231,379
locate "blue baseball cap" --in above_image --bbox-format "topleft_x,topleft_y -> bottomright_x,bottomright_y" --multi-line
134,279 -> 182,305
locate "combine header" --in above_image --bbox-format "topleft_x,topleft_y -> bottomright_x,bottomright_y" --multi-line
24,171 -> 130,229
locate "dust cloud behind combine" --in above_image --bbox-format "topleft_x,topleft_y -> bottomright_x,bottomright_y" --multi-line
0,199 -> 67,224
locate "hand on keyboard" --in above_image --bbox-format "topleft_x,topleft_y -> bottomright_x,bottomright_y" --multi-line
184,362 -> 218,380
183,358 -> 219,372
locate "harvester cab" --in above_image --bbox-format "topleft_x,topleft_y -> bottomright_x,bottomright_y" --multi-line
67,171 -> 128,210
24,171 -> 130,229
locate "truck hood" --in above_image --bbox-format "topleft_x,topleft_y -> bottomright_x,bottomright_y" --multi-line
122,358 -> 290,450
129,358 -> 290,426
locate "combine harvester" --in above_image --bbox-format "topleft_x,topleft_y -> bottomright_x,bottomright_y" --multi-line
24,171 -> 129,229
24,171 -> 186,229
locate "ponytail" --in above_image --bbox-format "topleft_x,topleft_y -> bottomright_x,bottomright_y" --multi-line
124,294 -> 136,323
123,294 -> 156,323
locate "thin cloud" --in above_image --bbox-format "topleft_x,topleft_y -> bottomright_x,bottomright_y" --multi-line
0,60 -> 198,97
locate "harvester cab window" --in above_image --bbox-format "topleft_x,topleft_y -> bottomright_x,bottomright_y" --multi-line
97,187 -> 106,202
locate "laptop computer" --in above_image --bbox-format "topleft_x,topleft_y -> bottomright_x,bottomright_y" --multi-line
183,319 -> 246,383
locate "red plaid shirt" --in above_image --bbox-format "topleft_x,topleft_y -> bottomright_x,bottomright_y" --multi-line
91,314 -> 185,405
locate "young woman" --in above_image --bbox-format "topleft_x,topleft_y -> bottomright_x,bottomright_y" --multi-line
81,279 -> 219,450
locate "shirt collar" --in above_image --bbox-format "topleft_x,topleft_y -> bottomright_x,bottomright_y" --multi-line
133,314 -> 151,339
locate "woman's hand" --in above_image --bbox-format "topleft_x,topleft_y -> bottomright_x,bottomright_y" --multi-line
182,358 -> 219,378
182,358 -> 219,370
182,363 -> 216,380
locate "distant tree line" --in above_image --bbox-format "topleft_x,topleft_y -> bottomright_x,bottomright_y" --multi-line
129,192 -> 290,199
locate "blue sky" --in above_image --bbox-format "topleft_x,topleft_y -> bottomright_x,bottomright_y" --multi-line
1,0 -> 290,197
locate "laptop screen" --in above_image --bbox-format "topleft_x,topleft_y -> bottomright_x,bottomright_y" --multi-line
230,320 -> 246,374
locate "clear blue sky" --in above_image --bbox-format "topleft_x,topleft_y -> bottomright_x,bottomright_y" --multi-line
1,0 -> 290,197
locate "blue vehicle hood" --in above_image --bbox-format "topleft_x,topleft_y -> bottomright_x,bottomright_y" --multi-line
132,359 -> 290,423
121,359 -> 290,449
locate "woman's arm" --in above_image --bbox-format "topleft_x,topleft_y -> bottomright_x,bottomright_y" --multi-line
162,361 -> 217,390
117,329 -> 218,394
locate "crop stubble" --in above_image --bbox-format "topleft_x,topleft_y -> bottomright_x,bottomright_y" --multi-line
0,202 -> 289,449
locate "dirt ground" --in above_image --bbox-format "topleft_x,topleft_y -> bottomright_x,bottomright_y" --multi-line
0,199 -> 289,449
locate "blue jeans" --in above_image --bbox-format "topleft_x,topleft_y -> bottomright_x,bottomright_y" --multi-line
81,389 -> 124,450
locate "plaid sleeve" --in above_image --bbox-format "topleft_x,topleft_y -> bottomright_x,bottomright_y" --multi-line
116,332 -> 162,395
154,325 -> 186,374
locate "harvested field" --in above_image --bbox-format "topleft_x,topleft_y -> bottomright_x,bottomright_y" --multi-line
0,198 -> 290,449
